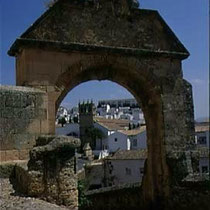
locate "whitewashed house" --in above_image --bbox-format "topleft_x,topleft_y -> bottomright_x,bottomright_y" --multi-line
195,122 -> 209,148
56,106 -> 71,124
94,117 -> 147,155
98,98 -> 138,108
131,108 -> 145,125
96,98 -> 145,123
104,149 -> 147,186
119,128 -> 147,150
93,118 -> 128,155
106,131 -> 131,152
97,104 -> 110,118
83,149 -> 147,189
195,122 -> 209,175
97,104 -> 119,119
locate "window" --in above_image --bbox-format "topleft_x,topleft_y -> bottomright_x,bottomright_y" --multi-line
140,168 -> 144,175
198,136 -> 207,145
133,139 -> 137,147
114,138 -> 118,142
125,168 -> 131,175
202,166 -> 208,174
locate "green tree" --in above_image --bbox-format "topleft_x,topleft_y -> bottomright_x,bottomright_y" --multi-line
78,180 -> 91,208
73,116 -> 79,123
85,127 -> 105,149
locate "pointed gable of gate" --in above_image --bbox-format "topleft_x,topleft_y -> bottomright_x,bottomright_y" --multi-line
8,0 -> 189,59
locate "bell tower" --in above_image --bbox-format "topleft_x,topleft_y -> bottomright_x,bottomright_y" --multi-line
79,101 -> 95,150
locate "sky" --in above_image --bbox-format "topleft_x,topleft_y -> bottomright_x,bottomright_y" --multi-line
0,0 -> 209,119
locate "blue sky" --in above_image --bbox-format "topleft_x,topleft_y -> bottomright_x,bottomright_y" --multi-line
0,0 -> 209,119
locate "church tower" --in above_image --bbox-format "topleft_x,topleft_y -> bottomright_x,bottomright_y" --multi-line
79,101 -> 95,150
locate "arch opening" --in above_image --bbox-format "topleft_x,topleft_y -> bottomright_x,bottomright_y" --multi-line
56,80 -> 148,188
52,61 -> 169,202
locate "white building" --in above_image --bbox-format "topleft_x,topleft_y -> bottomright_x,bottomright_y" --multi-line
56,106 -> 71,124
104,149 -> 147,186
132,108 -> 145,125
98,98 -> 138,108
83,149 -> 147,189
94,117 -> 147,155
97,104 -> 111,117
96,99 -> 145,124
195,122 -> 209,148
119,128 -> 147,150
195,122 -> 209,175
97,104 -> 120,119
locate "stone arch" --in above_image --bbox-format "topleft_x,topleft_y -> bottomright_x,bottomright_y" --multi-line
56,63 -> 159,109
53,54 -> 169,203
7,0 -> 195,206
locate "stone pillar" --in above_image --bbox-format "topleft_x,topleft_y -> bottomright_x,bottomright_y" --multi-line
141,96 -> 170,208
162,78 -> 196,183
141,77 -> 195,207
26,135 -> 80,209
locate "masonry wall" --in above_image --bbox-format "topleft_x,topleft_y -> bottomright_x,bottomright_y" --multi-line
13,135 -> 80,209
161,79 -> 196,181
82,183 -> 210,210
85,163 -> 105,189
83,183 -> 142,210
162,79 -> 195,152
0,86 -> 48,162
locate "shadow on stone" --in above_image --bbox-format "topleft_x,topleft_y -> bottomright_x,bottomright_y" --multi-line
10,135 -> 81,210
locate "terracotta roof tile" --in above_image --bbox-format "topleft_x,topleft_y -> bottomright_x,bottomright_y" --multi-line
94,117 -> 129,131
119,126 -> 146,136
106,149 -> 147,160
195,122 -> 209,132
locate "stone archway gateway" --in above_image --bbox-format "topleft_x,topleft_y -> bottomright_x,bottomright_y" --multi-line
8,0 -> 195,207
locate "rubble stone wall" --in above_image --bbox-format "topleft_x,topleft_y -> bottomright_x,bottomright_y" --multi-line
13,135 -> 80,210
82,182 -> 210,210
161,79 -> 196,182
0,86 -> 48,162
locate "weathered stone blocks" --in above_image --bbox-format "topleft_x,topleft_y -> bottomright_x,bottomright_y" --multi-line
6,0 -> 196,205
14,135 -> 80,209
0,86 -> 48,161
